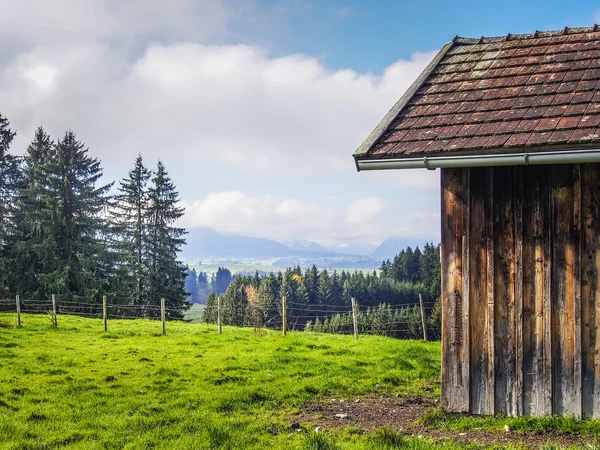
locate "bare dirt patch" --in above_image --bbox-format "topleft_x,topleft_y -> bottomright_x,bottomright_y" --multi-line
290,395 -> 595,449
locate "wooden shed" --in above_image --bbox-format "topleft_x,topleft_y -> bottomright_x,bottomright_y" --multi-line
354,27 -> 600,418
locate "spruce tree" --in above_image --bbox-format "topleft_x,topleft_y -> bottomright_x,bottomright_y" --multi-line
214,267 -> 232,294
0,114 -> 20,296
184,267 -> 198,302
317,268 -> 332,305
145,161 -> 188,317
203,291 -> 218,324
41,131 -> 112,301
9,127 -> 55,298
111,154 -> 151,308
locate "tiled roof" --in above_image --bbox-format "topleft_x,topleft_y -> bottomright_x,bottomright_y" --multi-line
355,26 -> 600,160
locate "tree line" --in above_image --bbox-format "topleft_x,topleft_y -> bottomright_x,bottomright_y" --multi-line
185,267 -> 232,303
0,113 -> 188,318
202,243 -> 441,339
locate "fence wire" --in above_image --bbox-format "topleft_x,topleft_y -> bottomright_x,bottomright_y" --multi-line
0,295 -> 441,341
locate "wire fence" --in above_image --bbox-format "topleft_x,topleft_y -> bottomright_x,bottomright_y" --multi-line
0,295 -> 440,341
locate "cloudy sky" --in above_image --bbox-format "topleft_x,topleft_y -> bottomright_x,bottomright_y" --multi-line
1,0 -> 599,250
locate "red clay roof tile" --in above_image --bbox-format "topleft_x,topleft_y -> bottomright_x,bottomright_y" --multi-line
526,132 -> 553,146
564,103 -> 589,115
569,128 -> 600,143
505,133 -> 533,147
356,28 -> 600,159
485,135 -> 510,148
495,120 -> 521,134
552,92 -> 575,104
547,129 -> 574,143
579,114 -> 600,128
571,92 -> 595,104
535,117 -> 561,131
544,105 -> 569,117
517,119 -> 542,132
556,116 -> 582,129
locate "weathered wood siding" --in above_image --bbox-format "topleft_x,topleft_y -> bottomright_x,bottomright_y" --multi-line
441,163 -> 600,418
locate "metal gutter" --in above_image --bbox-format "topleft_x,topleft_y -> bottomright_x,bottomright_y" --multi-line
356,149 -> 600,171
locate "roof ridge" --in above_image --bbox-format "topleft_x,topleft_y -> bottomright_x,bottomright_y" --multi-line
453,25 -> 599,45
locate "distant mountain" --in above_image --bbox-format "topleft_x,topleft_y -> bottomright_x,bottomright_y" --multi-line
182,228 -> 353,259
181,227 -> 434,267
181,228 -> 294,258
327,243 -> 376,256
287,239 -> 329,253
370,237 -> 421,262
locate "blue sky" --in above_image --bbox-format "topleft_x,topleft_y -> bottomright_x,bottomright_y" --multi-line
248,0 -> 600,71
1,0 -> 599,251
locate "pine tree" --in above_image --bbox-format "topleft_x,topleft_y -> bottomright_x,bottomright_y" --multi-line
214,267 -> 232,294
8,127 -> 54,298
222,277 -> 247,326
303,264 -> 319,305
317,269 -> 332,305
111,154 -> 151,308
36,131 -> 112,301
146,161 -> 188,317
184,267 -> 198,302
0,114 -> 20,296
203,291 -> 218,323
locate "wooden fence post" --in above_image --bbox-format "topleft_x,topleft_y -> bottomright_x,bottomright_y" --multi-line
419,293 -> 428,341
51,294 -> 57,328
282,296 -> 287,336
217,296 -> 222,335
16,295 -> 21,328
103,295 -> 107,332
161,298 -> 166,335
351,297 -> 358,340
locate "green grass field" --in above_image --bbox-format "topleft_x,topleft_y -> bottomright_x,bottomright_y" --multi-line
0,313 -> 598,449
183,303 -> 205,323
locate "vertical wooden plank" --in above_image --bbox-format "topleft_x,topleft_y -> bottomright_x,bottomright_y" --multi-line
486,167 -> 496,415
440,167 -> 468,412
462,168 -> 471,410
551,165 -> 577,416
573,165 -> 583,418
581,164 -> 600,418
542,166 -> 553,416
493,167 -> 517,416
514,166 -> 524,417
522,166 -> 548,416
469,168 -> 491,415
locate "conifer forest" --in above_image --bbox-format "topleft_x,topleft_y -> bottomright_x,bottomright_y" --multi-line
0,113 -> 188,318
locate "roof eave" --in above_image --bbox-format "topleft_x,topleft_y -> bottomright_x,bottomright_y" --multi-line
353,41 -> 455,164
356,148 -> 600,171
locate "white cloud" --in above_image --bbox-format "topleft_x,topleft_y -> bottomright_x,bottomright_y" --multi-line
179,191 -> 438,247
23,65 -> 57,91
1,40 -> 436,177
0,1 -> 441,246
0,0 -> 232,48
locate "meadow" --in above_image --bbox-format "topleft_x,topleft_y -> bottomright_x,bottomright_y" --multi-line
0,313 -> 598,449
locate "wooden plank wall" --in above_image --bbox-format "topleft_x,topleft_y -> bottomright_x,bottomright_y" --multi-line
441,163 -> 600,418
